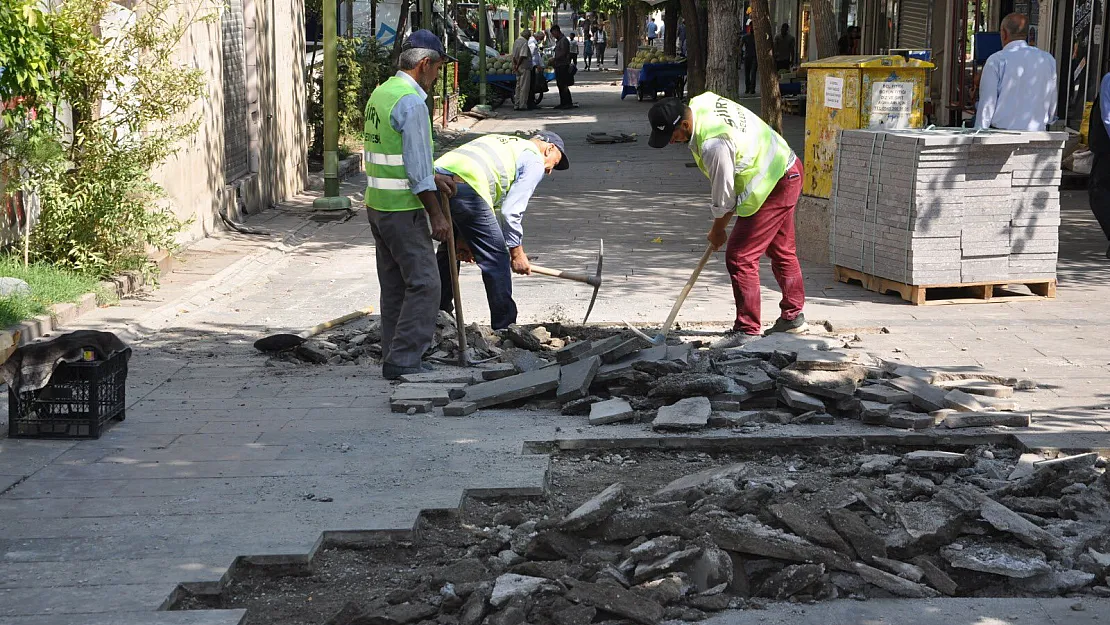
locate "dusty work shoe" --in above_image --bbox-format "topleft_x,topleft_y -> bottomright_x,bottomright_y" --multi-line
710,331 -> 763,349
764,314 -> 809,336
382,363 -> 423,380
421,362 -> 435,371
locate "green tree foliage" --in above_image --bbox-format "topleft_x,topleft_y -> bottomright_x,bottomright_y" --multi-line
12,0 -> 216,277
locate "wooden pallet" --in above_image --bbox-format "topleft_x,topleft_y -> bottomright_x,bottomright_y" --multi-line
833,266 -> 1056,305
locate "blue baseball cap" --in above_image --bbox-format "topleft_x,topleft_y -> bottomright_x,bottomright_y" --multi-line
403,29 -> 457,61
534,131 -> 570,170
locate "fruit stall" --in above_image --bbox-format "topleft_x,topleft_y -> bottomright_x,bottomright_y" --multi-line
471,53 -> 555,109
622,48 -> 687,101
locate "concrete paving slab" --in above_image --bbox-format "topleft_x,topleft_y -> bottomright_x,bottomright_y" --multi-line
697,598 -> 1110,624
0,610 -> 246,625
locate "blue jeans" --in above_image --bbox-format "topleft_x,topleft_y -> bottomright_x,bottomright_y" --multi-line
436,182 -> 518,330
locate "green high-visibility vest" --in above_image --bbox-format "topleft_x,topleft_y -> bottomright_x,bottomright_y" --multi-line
363,76 -> 431,212
435,135 -> 542,210
689,92 -> 794,217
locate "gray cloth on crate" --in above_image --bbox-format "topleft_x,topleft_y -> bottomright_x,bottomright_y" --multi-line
0,330 -> 131,392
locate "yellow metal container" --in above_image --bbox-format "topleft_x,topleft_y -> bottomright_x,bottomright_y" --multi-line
800,55 -> 934,199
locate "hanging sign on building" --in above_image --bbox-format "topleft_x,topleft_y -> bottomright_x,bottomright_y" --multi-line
825,76 -> 844,109
869,81 -> 913,129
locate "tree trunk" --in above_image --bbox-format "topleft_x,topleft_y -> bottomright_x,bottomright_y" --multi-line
811,0 -> 838,59
679,0 -> 707,96
705,0 -> 740,100
622,3 -> 643,71
391,0 -> 411,65
663,0 -> 679,56
750,0 -> 781,132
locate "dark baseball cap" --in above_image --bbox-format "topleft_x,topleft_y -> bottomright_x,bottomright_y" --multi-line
403,29 -> 457,61
647,98 -> 688,148
535,131 -> 570,170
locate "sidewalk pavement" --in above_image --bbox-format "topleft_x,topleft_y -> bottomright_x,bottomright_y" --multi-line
0,71 -> 1107,623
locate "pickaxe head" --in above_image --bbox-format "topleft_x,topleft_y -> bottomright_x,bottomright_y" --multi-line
582,239 -> 603,323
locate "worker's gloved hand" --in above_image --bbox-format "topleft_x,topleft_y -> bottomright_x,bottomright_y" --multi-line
457,240 -> 475,263
510,246 -> 531,275
707,225 -> 728,252
435,173 -> 458,198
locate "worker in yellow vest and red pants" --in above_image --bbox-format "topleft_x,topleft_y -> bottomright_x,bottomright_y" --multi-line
647,94 -> 807,347
363,30 -> 458,379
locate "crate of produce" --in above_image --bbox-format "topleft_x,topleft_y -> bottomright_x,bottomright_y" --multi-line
8,350 -> 128,439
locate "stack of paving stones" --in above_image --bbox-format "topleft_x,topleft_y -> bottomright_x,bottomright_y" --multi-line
363,323 -> 1040,431
320,449 -> 1110,625
831,129 -> 1065,285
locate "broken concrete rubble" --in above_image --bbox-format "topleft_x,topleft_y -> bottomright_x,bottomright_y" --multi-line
888,376 -> 949,412
588,398 -> 635,425
559,482 -> 625,531
555,356 -> 600,403
652,397 -> 712,431
941,541 -> 1053,578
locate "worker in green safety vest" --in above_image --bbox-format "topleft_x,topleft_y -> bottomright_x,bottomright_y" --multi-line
363,30 -> 458,380
433,131 -> 570,330
646,94 -> 807,347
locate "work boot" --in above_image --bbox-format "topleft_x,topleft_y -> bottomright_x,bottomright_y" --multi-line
382,363 -> 423,380
710,331 -> 763,349
764,313 -> 808,336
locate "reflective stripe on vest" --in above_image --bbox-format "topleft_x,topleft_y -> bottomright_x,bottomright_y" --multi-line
434,135 -> 541,210
363,76 -> 430,212
689,92 -> 794,217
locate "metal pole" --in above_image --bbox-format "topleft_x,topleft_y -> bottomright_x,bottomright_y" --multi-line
479,0 -> 489,106
313,0 -> 352,210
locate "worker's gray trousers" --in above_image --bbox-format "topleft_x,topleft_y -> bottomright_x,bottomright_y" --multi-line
367,208 -> 441,368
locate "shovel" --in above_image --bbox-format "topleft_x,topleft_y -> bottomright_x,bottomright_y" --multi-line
254,306 -> 375,352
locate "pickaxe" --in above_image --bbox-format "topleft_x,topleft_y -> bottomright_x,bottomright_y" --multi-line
528,239 -> 604,323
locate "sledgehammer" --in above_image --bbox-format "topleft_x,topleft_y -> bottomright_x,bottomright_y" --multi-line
528,239 -> 604,323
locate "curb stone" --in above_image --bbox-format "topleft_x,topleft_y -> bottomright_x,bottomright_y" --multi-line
1,250 -> 175,350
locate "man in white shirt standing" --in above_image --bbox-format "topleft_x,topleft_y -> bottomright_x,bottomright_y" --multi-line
975,13 -> 1058,131
511,29 -> 533,111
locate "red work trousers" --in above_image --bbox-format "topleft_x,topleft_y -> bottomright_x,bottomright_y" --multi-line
725,159 -> 805,334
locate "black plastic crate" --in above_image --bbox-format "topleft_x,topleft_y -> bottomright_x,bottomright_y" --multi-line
8,351 -> 128,439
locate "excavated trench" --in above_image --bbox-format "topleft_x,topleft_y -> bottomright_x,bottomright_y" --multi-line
172,444 -> 1110,625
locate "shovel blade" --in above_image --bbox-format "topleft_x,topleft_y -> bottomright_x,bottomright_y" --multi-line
253,334 -> 305,353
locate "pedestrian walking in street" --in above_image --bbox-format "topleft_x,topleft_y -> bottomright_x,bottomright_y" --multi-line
583,28 -> 593,71
1089,71 -> 1110,259
646,95 -> 806,345
433,132 -> 570,329
530,30 -> 546,109
511,29 -> 533,111
742,26 -> 757,94
363,30 -> 458,379
569,32 -> 579,69
646,17 -> 658,47
551,25 -> 574,109
594,26 -> 607,69
773,23 -> 795,72
974,13 -> 1058,131
678,20 -> 687,57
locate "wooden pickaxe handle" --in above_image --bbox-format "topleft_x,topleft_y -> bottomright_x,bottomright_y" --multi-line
529,264 -> 602,287
659,243 -> 715,338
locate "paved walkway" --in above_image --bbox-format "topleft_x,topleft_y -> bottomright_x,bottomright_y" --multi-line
0,70 -> 1107,624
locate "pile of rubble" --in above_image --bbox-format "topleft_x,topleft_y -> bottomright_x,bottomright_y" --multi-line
324,447 -> 1110,625
310,316 -> 1041,431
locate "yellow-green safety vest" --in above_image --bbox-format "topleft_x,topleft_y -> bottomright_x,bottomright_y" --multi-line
689,92 -> 794,217
434,135 -> 541,210
363,76 -> 431,211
